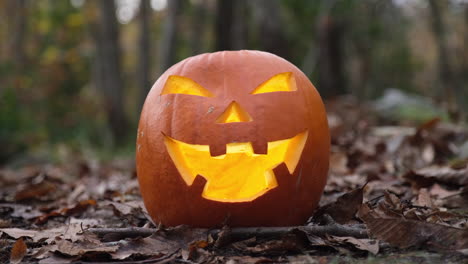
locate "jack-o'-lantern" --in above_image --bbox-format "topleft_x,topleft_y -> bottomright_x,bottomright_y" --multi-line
137,50 -> 329,227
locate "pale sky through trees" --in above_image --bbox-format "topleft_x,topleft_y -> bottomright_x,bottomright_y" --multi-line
70,0 -> 168,24
70,0 -> 468,25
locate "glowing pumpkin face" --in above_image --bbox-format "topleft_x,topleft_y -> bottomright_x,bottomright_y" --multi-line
137,51 -> 329,227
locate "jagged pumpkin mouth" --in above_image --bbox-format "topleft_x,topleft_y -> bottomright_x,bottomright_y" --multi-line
163,131 -> 308,202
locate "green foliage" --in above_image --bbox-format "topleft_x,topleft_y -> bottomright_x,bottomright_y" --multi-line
0,88 -> 27,163
0,1 -> 113,163
1,0 -> 466,163
396,104 -> 449,123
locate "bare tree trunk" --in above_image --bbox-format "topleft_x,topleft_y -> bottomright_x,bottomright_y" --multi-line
316,15 -> 346,98
215,0 -> 234,51
3,0 -> 27,70
301,0 -> 337,77
88,0 -> 128,144
215,0 -> 247,51
353,40 -> 371,100
249,0 -> 289,59
345,3 -> 371,100
190,0 -> 207,55
159,0 -> 182,74
231,0 -> 247,50
138,0 -> 152,110
461,5 -> 468,114
428,0 -> 458,118
465,6 -> 468,67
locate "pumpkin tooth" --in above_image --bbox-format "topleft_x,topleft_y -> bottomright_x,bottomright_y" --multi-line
251,139 -> 268,155
209,143 -> 227,157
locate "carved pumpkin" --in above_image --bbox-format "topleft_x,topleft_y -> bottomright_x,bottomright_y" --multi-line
137,50 -> 329,227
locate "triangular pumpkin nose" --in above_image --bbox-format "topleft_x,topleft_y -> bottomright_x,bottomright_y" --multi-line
216,101 -> 253,123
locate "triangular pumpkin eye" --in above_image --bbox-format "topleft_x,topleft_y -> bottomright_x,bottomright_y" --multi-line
161,75 -> 214,97
250,72 -> 297,94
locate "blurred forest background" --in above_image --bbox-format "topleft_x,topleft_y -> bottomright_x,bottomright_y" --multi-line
1,0 -> 468,166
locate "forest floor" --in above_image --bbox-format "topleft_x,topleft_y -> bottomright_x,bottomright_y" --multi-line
1,96 -> 468,263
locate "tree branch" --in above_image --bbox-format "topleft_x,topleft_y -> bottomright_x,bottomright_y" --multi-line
88,223 -> 368,240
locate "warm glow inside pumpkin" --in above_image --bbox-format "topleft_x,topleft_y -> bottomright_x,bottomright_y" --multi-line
215,101 -> 252,123
161,71 -> 305,202
137,50 -> 330,227
164,131 -> 308,202
250,72 -> 297,94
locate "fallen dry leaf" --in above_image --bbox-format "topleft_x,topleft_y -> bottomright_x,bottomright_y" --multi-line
38,254 -> 74,264
110,225 -> 208,260
1,228 -> 38,240
411,117 -> 441,143
10,237 -> 27,264
239,233 -> 307,255
110,237 -> 168,260
329,236 -> 379,255
32,238 -> 120,263
1,223 -> 94,243
15,181 -> 57,201
417,188 -> 433,208
329,151 -> 349,175
404,166 -> 468,188
0,203 -> 43,220
35,199 -> 97,224
440,187 -> 468,209
102,200 -> 143,216
222,255 -> 277,264
429,184 -> 460,200
0,219 -> 10,228
55,239 -> 119,257
312,183 -> 366,224
359,204 -> 468,250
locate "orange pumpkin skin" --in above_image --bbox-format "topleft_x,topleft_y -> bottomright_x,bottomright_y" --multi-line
137,50 -> 329,227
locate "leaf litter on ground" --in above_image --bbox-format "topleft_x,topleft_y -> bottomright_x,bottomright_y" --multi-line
1,96 -> 467,263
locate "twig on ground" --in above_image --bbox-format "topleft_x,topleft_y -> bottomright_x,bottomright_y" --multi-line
88,223 -> 369,240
